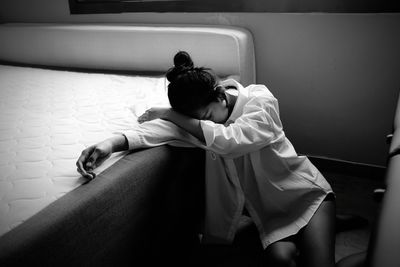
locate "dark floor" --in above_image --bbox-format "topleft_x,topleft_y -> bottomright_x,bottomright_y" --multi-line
323,169 -> 385,263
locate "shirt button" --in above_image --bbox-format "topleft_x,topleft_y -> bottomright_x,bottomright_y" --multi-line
211,152 -> 217,160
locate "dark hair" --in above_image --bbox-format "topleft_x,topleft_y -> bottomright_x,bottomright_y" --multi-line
166,51 -> 224,116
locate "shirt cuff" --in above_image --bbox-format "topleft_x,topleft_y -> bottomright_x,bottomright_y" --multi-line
200,120 -> 216,147
115,130 -> 142,151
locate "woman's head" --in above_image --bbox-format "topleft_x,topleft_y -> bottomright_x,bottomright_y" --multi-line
166,51 -> 229,123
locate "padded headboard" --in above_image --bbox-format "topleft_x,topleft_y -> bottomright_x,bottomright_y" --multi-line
0,23 -> 256,86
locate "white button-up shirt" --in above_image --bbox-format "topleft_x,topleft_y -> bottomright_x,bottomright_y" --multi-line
122,79 -> 333,249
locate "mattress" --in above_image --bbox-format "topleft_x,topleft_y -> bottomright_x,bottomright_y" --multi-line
0,64 -> 169,237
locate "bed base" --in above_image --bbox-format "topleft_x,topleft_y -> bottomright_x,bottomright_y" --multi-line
0,146 -> 205,266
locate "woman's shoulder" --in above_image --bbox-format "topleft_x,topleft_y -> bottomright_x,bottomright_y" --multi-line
247,84 -> 275,99
222,80 -> 278,110
244,85 -> 278,112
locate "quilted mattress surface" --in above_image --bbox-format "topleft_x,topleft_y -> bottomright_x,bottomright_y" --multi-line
0,64 -> 169,237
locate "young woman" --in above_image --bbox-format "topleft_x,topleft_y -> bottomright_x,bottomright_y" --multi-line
76,51 -> 336,267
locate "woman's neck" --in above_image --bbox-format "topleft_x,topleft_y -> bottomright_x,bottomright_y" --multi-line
225,89 -> 238,117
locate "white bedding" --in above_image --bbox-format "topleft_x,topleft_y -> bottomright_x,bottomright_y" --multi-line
0,64 -> 169,237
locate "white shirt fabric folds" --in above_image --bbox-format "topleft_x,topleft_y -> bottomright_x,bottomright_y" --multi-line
122,79 -> 333,249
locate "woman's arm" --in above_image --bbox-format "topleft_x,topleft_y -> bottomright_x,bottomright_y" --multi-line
164,110 -> 205,143
138,107 -> 205,143
77,117 -> 203,179
138,96 -> 284,158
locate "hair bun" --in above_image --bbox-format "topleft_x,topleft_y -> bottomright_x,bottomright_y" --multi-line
173,51 -> 193,69
166,51 -> 194,82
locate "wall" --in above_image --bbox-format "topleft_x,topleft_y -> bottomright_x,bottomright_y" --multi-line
1,0 -> 399,167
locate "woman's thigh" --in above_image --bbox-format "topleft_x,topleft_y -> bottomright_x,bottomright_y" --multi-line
297,195 -> 336,267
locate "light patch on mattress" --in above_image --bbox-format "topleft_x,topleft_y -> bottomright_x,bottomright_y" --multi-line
0,182 -> 13,199
17,126 -> 51,139
48,144 -> 86,161
0,151 -> 15,165
4,179 -> 52,201
0,167 -> 14,182
13,161 -> 53,180
15,147 -> 52,162
0,64 -> 169,237
16,136 -> 50,149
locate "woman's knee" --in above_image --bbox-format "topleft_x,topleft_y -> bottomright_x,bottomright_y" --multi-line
264,242 -> 298,267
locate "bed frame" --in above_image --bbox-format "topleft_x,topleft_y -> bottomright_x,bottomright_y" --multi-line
0,23 -> 256,266
0,23 -> 255,86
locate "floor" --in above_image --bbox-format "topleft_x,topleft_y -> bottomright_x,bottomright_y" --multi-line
190,162 -> 386,266
323,169 -> 385,263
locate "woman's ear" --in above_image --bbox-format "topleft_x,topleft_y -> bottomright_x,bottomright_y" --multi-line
216,94 -> 224,103
218,97 -> 227,107
215,87 -> 227,101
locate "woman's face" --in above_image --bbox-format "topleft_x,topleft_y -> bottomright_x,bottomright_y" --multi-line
193,98 -> 229,124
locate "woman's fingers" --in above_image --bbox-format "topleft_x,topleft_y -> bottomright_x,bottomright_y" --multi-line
77,167 -> 95,180
85,150 -> 99,171
137,111 -> 148,124
137,107 -> 167,123
76,149 -> 90,175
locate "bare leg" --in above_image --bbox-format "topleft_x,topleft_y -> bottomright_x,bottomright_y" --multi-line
297,195 -> 336,267
263,239 -> 298,267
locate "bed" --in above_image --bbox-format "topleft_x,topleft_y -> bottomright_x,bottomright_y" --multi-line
0,23 -> 256,266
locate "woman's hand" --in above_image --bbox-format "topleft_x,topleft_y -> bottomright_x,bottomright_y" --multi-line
76,140 -> 113,180
138,107 -> 171,124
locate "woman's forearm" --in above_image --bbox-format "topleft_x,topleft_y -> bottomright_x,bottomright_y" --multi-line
107,135 -> 129,153
165,110 -> 205,143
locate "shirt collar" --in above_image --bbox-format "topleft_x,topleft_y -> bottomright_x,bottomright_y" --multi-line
221,79 -> 248,125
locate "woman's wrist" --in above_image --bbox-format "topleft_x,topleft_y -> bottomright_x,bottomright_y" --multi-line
164,109 -> 185,124
163,109 -> 205,142
106,135 -> 129,153
163,108 -> 175,121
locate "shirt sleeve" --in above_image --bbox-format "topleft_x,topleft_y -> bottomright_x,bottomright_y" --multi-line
120,118 -> 202,150
200,96 -> 285,158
